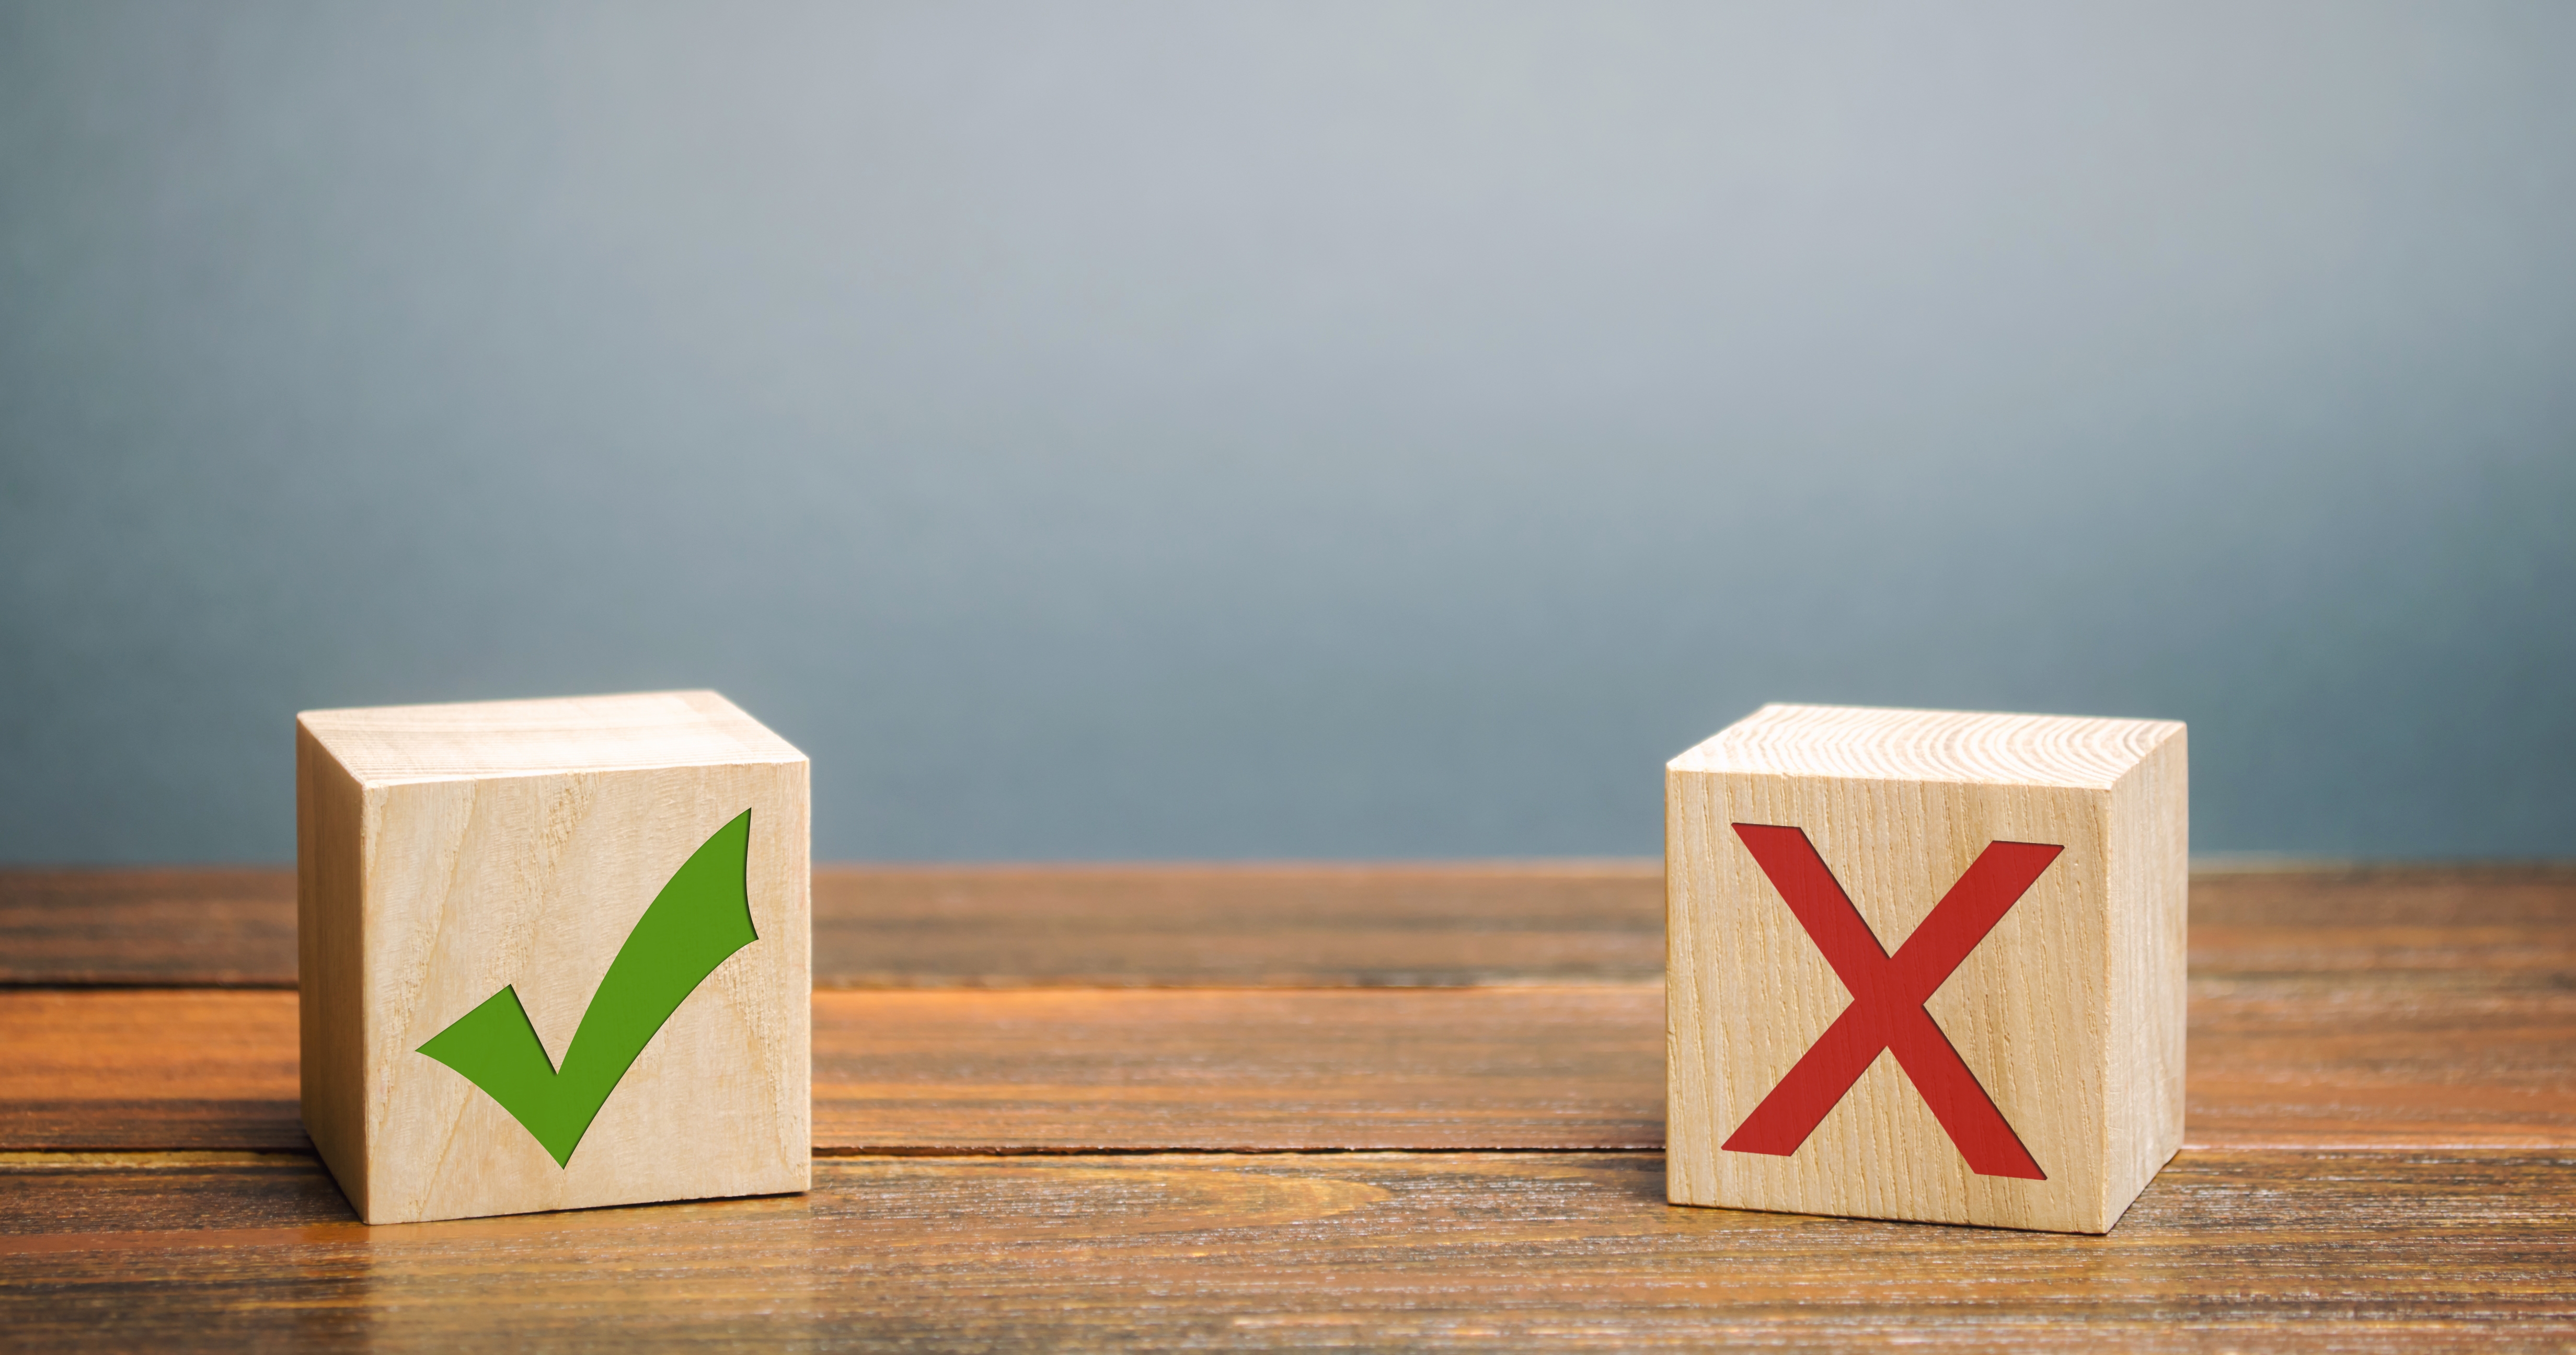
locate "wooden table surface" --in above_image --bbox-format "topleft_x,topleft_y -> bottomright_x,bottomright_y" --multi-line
3,863 -> 2572,1350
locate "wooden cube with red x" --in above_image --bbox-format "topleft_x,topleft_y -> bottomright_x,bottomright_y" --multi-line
1665,704 -> 2187,1233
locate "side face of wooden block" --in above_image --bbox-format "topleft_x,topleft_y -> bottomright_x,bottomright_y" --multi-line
296,691 -> 812,1225
1665,704 -> 2185,1234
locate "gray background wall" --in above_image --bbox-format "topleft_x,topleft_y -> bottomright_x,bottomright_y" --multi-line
3,1 -> 2571,863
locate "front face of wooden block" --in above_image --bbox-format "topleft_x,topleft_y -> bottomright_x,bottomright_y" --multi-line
1668,771 -> 2114,1232
359,761 -> 810,1224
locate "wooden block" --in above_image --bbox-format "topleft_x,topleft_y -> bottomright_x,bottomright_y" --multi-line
1666,703 -> 2186,1233
295,691 -> 810,1224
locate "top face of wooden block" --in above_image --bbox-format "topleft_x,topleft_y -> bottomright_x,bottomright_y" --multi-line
1669,704 -> 2183,791
296,690 -> 806,786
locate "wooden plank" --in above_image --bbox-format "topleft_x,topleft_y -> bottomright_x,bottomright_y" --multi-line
8,975 -> 2570,1154
808,862 -> 1667,987
2191,868 -> 2576,979
2190,864 -> 2576,930
0,991 -> 302,1151
2186,870 -> 2576,1148
0,869 -> 296,986
0,862 -> 1671,989
5,863 -> 2569,989
3,1151 -> 2570,1349
2188,970 -> 2576,1147
0,987 -> 1665,1153
808,987 -> 1663,1151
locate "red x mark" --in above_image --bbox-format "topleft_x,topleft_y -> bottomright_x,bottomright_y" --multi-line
1723,824 -> 2061,1180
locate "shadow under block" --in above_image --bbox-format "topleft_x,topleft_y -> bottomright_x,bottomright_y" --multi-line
295,690 -> 811,1225
1666,704 -> 2187,1233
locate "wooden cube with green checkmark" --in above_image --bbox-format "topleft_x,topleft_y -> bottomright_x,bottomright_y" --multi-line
296,691 -> 810,1224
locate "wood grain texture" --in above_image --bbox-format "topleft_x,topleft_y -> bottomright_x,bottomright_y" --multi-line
293,722 -> 366,1215
6,862 -> 2573,1348
1672,702 -> 2184,788
807,987 -> 1664,1151
2183,868 -> 2576,1146
0,863 -> 1668,989
0,991 -> 301,1151
1668,704 -> 2188,1231
4,1151 -> 2570,1350
294,688 -> 808,780
2191,865 -> 2576,967
8,970 -> 2570,1154
10,862 -> 2570,990
0,869 -> 297,986
0,988 -> 1665,1154
297,691 -> 811,1223
809,862 -> 1669,987
2186,970 -> 2576,1147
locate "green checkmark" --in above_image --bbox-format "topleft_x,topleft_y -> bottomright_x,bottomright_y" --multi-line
417,809 -> 758,1167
